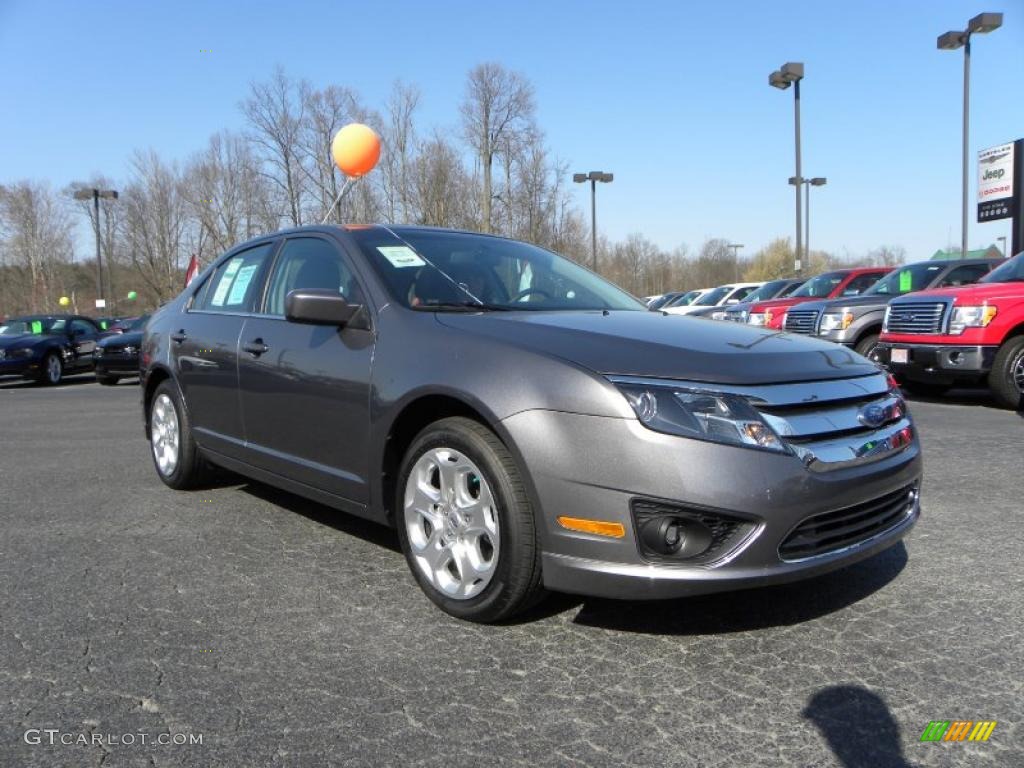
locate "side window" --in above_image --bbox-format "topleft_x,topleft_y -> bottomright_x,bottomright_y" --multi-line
264,237 -> 365,317
843,273 -> 883,295
731,286 -> 756,302
196,243 -> 275,313
69,319 -> 97,337
939,265 -> 990,287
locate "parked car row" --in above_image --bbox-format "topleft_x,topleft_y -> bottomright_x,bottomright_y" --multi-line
0,314 -> 147,386
655,253 -> 1023,408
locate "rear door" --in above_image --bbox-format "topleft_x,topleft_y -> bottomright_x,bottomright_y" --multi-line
237,234 -> 375,503
171,241 -> 277,459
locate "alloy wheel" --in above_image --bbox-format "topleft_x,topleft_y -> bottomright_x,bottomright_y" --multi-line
150,393 -> 180,477
47,355 -> 62,384
1013,349 -> 1024,394
403,447 -> 500,600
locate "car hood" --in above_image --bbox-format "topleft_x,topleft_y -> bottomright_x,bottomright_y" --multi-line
0,334 -> 52,350
99,330 -> 143,347
799,294 -> 891,313
891,281 -> 1024,304
436,310 -> 877,384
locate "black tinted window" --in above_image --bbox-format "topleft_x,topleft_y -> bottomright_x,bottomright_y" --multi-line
842,273 -> 885,296
939,264 -> 990,287
196,243 -> 274,313
69,319 -> 97,336
264,237 -> 364,316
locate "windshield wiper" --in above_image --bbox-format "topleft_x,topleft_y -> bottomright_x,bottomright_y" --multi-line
413,301 -> 513,312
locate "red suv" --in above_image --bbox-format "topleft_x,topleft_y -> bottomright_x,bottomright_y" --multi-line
737,268 -> 892,329
876,252 -> 1024,409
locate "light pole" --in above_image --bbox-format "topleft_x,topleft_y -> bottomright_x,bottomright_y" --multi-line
769,62 -> 805,274
727,243 -> 744,281
997,235 -> 1007,257
73,188 -> 119,308
937,12 -> 1003,257
573,171 -> 613,271
790,176 -> 826,262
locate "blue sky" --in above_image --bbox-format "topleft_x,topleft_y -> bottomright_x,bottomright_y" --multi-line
2,0 -> 1022,261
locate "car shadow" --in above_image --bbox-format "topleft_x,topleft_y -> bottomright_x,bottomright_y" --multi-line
0,373 -> 97,389
564,543 -> 908,635
802,685 -> 919,767
237,480 -> 402,554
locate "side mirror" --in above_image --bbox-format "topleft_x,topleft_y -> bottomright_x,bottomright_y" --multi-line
285,289 -> 366,328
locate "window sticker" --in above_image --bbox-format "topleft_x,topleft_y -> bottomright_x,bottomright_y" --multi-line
377,245 -> 426,268
210,258 -> 241,307
31,320 -> 43,334
226,264 -> 259,305
898,271 -> 912,293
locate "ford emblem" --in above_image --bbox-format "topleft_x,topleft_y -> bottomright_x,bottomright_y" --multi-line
858,404 -> 887,429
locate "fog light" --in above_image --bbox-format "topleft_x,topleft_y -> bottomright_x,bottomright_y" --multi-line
638,516 -> 713,558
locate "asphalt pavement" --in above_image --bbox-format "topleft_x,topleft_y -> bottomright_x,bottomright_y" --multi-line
0,374 -> 1021,767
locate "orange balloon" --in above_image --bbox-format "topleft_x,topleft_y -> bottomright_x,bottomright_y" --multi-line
331,123 -> 381,177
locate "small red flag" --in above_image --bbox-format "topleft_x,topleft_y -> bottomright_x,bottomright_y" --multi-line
184,254 -> 200,288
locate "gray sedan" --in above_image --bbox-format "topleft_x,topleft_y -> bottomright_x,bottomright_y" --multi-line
141,225 -> 921,622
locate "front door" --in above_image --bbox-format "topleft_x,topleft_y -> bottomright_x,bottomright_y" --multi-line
67,318 -> 100,370
237,235 -> 374,503
171,241 -> 276,459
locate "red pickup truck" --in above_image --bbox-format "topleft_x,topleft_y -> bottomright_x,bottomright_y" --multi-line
876,252 -> 1024,409
736,267 -> 892,329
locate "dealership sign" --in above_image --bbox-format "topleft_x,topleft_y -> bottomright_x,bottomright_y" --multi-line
977,142 -> 1015,222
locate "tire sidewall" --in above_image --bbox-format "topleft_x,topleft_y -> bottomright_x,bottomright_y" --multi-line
41,352 -> 63,385
150,380 -> 201,489
991,336 -> 1024,410
395,419 -> 533,621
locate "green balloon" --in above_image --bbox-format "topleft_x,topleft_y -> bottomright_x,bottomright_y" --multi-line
126,290 -> 138,301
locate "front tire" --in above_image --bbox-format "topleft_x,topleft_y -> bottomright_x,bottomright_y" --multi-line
854,333 -> 881,361
988,336 -> 1024,410
149,380 -> 208,490
395,417 -> 544,623
38,352 -> 63,386
97,374 -> 120,386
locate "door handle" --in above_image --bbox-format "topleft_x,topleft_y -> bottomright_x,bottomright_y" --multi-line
243,339 -> 269,357
170,330 -> 187,344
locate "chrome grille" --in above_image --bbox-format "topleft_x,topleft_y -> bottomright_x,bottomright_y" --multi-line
784,308 -> 819,334
885,302 -> 945,335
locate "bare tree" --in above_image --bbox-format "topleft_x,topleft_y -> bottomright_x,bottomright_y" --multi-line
242,67 -> 307,227
0,181 -> 76,313
460,63 -> 535,233
380,81 -> 420,223
413,132 -> 474,228
120,151 -> 190,302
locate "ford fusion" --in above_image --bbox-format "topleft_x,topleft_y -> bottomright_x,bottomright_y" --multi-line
141,225 -> 922,622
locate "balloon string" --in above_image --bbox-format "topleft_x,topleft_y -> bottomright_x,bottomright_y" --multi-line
320,177 -> 356,225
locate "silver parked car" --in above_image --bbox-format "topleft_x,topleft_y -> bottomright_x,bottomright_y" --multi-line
141,225 -> 922,622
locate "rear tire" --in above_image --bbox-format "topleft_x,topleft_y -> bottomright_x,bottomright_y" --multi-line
149,380 -> 208,490
97,374 -> 120,386
395,417 -> 544,623
988,336 -> 1024,411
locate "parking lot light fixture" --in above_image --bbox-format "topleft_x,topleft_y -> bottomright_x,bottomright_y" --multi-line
937,12 -> 1002,258
73,187 -> 119,307
770,62 -> 805,274
573,171 -> 614,272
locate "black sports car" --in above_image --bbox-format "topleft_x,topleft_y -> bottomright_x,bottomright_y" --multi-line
0,315 -> 103,385
94,314 -> 149,385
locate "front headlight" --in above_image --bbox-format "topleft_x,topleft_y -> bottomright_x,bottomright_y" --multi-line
746,312 -> 766,326
820,311 -> 854,332
4,347 -> 35,359
613,380 -> 788,453
948,305 -> 997,335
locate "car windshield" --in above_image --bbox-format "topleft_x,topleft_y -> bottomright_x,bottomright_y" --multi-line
350,227 -> 644,311
866,263 -> 946,295
981,252 -> 1024,283
693,286 -> 731,306
790,272 -> 846,298
664,290 -> 701,308
0,317 -> 64,336
743,280 -> 788,303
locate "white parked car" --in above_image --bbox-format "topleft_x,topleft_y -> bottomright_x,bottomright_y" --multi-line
663,283 -> 763,316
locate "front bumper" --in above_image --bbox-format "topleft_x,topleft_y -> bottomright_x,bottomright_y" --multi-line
0,357 -> 41,378
502,409 -> 922,600
94,353 -> 141,376
875,342 -> 996,384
